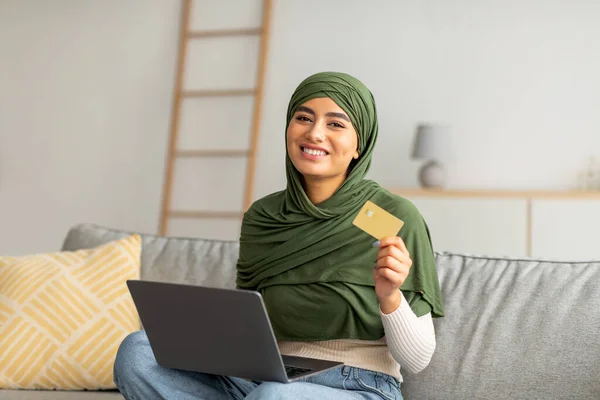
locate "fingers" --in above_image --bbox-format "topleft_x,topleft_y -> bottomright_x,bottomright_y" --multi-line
374,237 -> 412,287
378,236 -> 409,255
374,265 -> 409,285
374,237 -> 412,290
375,245 -> 412,269
375,254 -> 411,273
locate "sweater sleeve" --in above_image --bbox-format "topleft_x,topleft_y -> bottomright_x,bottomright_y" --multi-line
380,291 -> 436,374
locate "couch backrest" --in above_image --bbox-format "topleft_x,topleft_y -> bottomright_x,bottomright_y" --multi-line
63,224 -> 600,399
62,223 -> 239,289
401,252 -> 600,400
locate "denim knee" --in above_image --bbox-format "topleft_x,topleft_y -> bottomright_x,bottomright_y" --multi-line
113,330 -> 148,385
245,382 -> 291,400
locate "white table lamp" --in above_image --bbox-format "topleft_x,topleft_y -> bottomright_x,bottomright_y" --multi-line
411,124 -> 449,188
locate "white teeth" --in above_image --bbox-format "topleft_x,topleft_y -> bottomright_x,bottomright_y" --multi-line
303,147 -> 327,156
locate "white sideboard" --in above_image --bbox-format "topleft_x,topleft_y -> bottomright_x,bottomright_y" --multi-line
392,189 -> 600,261
530,198 -> 600,261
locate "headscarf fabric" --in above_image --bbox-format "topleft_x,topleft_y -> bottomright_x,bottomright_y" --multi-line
236,71 -> 444,341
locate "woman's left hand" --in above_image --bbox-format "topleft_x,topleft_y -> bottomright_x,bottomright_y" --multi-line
373,236 -> 412,309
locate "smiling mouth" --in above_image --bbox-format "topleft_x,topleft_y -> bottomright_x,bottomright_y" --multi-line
301,146 -> 328,156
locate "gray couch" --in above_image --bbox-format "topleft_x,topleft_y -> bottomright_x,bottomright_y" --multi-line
1,223 -> 599,400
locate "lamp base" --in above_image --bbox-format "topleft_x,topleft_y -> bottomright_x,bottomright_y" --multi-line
418,160 -> 446,188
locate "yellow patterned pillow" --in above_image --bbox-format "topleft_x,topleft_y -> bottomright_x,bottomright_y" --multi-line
0,234 -> 141,390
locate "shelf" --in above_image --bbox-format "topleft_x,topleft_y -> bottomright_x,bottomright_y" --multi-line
187,28 -> 262,38
390,188 -> 600,199
181,89 -> 256,98
176,150 -> 250,158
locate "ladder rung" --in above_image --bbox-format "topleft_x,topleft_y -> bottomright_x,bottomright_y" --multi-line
182,89 -> 255,97
169,210 -> 242,219
176,149 -> 249,157
187,28 -> 262,38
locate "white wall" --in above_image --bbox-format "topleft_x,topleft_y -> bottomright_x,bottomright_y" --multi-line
0,0 -> 180,254
2,0 -> 600,253
255,0 -> 600,199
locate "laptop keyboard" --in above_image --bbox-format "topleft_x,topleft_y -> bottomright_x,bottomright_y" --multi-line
285,365 -> 313,378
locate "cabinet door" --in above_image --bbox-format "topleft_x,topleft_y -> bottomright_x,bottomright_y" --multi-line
403,196 -> 528,258
531,199 -> 600,261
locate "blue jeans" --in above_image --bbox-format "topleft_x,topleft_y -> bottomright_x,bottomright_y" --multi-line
114,331 -> 403,400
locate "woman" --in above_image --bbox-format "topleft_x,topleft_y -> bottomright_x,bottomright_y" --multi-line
114,71 -> 444,399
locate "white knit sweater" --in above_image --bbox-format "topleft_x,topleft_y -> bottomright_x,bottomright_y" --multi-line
277,292 -> 436,381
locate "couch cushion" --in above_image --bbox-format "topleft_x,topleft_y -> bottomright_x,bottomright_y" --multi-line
401,252 -> 600,400
61,224 -> 238,289
0,235 -> 141,390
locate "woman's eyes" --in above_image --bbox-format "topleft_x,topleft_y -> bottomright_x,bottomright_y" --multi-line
294,115 -> 344,129
296,115 -> 344,129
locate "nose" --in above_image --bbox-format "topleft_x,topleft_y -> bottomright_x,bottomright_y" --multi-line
305,122 -> 325,142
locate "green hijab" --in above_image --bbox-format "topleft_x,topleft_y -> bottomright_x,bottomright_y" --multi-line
236,71 -> 444,341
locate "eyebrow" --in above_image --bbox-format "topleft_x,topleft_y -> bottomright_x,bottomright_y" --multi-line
296,105 -> 351,123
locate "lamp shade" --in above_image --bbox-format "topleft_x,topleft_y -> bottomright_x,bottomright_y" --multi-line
411,124 -> 449,160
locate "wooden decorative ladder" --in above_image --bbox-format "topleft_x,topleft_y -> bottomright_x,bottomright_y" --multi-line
158,0 -> 272,236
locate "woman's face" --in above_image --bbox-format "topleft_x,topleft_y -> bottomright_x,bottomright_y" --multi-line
286,97 -> 359,183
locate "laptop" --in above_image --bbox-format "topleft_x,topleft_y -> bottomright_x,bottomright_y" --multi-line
126,280 -> 343,383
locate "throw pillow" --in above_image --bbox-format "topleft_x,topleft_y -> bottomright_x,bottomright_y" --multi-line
0,234 -> 141,390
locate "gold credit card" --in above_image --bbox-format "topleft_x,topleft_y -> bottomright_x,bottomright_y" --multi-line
352,200 -> 404,240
